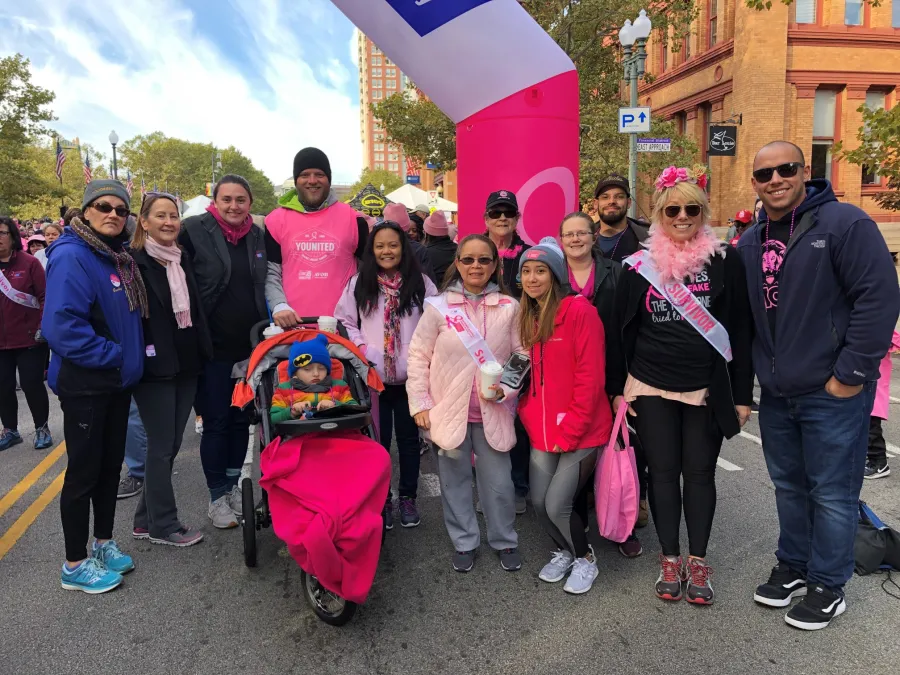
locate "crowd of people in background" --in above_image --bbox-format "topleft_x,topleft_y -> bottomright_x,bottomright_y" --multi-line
0,140 -> 897,633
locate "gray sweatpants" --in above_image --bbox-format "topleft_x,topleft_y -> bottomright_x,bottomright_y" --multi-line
133,375 -> 198,538
530,447 -> 598,558
436,423 -> 518,552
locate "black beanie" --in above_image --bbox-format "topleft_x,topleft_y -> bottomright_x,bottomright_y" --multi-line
293,147 -> 331,183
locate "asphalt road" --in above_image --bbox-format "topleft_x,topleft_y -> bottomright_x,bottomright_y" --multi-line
2,373 -> 899,675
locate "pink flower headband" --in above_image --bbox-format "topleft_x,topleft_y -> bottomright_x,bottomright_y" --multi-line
654,165 -> 709,191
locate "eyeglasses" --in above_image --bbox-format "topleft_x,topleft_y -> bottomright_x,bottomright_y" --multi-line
752,162 -> 803,184
458,256 -> 495,266
561,230 -> 593,240
91,202 -> 130,218
487,209 -> 517,220
0,230 -> 10,238
663,204 -> 703,219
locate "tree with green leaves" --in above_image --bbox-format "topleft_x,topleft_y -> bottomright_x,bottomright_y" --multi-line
835,104 -> 900,212
372,1 -> 700,206
0,54 -> 56,214
346,168 -> 405,200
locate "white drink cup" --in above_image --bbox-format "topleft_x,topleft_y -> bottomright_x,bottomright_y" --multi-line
479,361 -> 504,399
317,316 -> 338,333
263,323 -> 284,340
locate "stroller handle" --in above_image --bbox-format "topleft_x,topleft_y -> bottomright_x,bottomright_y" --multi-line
250,317 -> 351,348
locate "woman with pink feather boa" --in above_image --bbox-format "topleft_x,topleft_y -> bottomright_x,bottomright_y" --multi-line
606,166 -> 753,606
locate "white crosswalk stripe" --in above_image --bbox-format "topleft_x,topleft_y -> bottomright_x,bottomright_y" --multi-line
716,457 -> 743,471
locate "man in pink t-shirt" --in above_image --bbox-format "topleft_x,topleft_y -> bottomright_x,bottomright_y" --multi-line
265,148 -> 368,327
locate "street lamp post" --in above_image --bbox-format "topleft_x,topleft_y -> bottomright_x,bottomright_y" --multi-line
619,10 -> 652,218
108,130 -> 119,180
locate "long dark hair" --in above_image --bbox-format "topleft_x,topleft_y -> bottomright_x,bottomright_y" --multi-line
213,174 -> 253,203
441,234 -> 506,293
355,221 -> 426,317
0,216 -> 23,252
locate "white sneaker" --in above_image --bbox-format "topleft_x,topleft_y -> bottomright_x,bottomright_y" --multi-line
208,496 -> 238,529
538,549 -> 575,583
227,485 -> 243,518
195,416 -> 203,434
564,547 -> 599,595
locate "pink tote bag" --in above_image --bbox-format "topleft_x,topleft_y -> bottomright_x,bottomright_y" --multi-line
594,403 -> 640,543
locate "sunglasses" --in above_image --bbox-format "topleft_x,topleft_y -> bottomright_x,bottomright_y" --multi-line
663,204 -> 702,219
91,202 -> 130,218
458,256 -> 495,266
752,162 -> 803,184
487,209 -> 517,220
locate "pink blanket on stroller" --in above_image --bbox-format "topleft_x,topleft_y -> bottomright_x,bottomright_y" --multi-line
259,431 -> 390,603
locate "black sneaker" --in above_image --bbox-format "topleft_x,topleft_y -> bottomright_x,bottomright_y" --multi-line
863,459 -> 890,480
785,584 -> 846,631
117,475 -> 143,499
499,548 -> 522,572
382,501 -> 394,531
398,497 -> 420,528
655,554 -> 685,601
754,562 -> 807,607
452,549 -> 476,572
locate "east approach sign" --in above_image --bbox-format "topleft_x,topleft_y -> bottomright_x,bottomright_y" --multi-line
618,107 -> 651,133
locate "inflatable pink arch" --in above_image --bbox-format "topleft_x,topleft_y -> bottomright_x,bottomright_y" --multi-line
330,0 -> 579,244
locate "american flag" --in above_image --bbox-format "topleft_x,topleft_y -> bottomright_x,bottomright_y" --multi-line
82,151 -> 93,184
126,170 -> 134,197
55,140 -> 66,182
140,175 -> 146,195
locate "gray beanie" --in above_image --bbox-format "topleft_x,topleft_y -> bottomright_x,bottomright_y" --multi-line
517,236 -> 567,285
82,180 -> 131,211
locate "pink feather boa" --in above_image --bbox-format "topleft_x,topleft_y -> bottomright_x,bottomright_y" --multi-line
643,224 -> 726,282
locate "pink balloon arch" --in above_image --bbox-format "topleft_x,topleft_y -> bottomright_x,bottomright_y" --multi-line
330,0 -> 580,243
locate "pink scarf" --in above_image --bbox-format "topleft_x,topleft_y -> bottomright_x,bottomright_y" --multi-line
144,237 -> 192,329
644,224 -> 725,283
377,272 -> 403,383
207,203 -> 253,246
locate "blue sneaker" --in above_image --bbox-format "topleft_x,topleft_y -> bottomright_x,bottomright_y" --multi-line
34,424 -> 53,450
60,558 -> 123,594
0,428 -> 23,451
91,540 -> 135,574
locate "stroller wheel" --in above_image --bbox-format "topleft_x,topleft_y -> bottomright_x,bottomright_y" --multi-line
241,478 -> 257,568
301,571 -> 358,626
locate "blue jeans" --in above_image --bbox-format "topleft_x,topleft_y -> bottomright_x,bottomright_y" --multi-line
124,398 -> 147,480
759,382 -> 875,590
198,360 -> 249,501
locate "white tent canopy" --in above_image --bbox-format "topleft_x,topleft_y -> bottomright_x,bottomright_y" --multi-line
385,184 -> 457,213
181,195 -> 211,219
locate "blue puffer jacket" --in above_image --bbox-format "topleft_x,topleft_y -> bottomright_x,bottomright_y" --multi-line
736,180 -> 900,397
41,230 -> 144,396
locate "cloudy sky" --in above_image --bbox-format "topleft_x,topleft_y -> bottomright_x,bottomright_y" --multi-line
0,0 -> 362,185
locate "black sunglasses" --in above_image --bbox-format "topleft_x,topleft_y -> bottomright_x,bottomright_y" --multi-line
458,256 -> 495,266
752,162 -> 803,184
487,209 -> 517,220
91,202 -> 130,218
663,204 -> 702,219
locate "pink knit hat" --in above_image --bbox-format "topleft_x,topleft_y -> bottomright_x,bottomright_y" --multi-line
382,203 -> 411,232
424,210 -> 449,236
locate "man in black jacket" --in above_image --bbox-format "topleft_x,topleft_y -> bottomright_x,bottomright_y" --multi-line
740,141 -> 900,631
592,175 -> 649,263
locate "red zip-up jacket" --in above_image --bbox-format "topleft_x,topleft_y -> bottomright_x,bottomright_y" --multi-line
518,295 -> 613,452
0,250 -> 45,350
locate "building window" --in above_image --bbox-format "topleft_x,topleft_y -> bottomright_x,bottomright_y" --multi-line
385,57 -> 392,65
374,153 -> 384,161
811,89 -> 837,181
389,162 -> 399,172
862,91 -> 885,185
708,0 -> 718,47
372,56 -> 382,66
372,79 -> 382,88
675,111 -> 686,135
375,143 -> 384,151
371,68 -> 381,77
372,90 -> 383,100
386,68 -> 396,77
387,79 -> 397,89
845,0 -> 863,25
683,33 -> 691,61
661,43 -> 668,72
795,0 -> 816,24
375,162 -> 384,170
371,44 -> 380,54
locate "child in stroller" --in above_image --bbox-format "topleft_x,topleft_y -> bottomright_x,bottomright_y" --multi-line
270,335 -> 357,423
234,320 -> 389,626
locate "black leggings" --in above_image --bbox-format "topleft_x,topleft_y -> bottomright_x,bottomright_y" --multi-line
0,346 -> 49,431
632,396 -> 723,558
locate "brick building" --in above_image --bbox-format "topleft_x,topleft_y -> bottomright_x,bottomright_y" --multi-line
637,0 -> 900,225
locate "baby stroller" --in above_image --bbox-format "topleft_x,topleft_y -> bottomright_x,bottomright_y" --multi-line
233,318 -> 388,626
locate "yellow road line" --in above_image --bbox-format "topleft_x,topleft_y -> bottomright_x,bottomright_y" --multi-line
0,469 -> 66,561
0,441 -> 67,519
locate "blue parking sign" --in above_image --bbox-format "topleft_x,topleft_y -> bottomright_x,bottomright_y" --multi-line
385,0 -> 491,37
